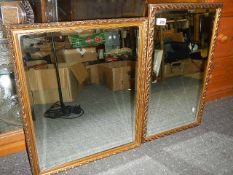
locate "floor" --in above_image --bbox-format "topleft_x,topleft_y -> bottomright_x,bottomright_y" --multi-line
33,75 -> 201,170
33,85 -> 135,170
1,96 -> 232,175
148,76 -> 202,135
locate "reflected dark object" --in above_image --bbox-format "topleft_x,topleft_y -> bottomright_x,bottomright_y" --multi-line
190,51 -> 207,60
24,53 -> 52,64
44,33 -> 84,119
44,102 -> 84,119
164,41 -> 190,63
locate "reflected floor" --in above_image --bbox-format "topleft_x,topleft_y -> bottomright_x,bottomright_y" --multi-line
0,117 -> 22,134
0,105 -> 22,134
33,85 -> 135,170
147,76 -> 202,136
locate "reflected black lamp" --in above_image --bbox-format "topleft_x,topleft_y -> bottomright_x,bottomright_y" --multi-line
44,33 -> 84,119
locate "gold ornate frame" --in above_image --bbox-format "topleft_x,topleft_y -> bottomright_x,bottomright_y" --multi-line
6,18 -> 148,175
143,3 -> 223,142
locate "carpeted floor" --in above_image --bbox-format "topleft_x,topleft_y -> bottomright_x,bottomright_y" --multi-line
1,96 -> 232,175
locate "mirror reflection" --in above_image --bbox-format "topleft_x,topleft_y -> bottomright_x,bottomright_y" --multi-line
0,39 -> 21,133
147,9 -> 215,136
0,65 -> 21,133
20,27 -> 139,170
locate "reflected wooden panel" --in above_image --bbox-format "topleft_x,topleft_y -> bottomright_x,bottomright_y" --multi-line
144,3 -> 222,141
31,0 -> 145,22
7,18 -> 148,175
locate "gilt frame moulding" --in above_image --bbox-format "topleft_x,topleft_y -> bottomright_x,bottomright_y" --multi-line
143,3 -> 223,142
6,18 -> 148,175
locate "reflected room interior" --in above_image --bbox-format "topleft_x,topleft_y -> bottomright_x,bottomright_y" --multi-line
147,9 -> 216,136
20,27 -> 139,170
0,39 -> 22,134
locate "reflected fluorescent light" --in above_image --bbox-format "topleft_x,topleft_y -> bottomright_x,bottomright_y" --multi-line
192,107 -> 196,113
0,75 -> 12,89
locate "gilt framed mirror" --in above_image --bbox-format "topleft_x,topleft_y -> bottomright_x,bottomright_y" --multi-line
7,18 -> 148,174
143,3 -> 223,141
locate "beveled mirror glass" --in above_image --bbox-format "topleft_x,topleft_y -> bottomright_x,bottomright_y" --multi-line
144,3 -> 222,141
8,18 -> 148,174
0,39 -> 22,134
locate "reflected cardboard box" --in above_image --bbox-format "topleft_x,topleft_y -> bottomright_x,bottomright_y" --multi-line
26,63 -> 88,105
30,42 -> 68,62
61,29 -> 94,37
163,32 -> 184,42
25,60 -> 48,69
34,42 -> 65,52
99,61 -> 135,91
30,51 -> 50,59
163,58 -> 205,78
57,47 -> 97,64
184,59 -> 205,74
85,64 -> 105,85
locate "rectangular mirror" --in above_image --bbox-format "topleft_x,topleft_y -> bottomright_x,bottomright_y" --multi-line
0,64 -> 22,133
144,3 -> 222,141
7,18 -> 148,174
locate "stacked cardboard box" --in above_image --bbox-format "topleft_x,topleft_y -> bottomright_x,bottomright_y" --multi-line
163,29 -> 184,42
30,42 -> 66,62
58,47 -> 97,64
163,59 -> 205,78
26,63 -> 88,104
99,61 -> 135,91
86,64 -> 105,85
